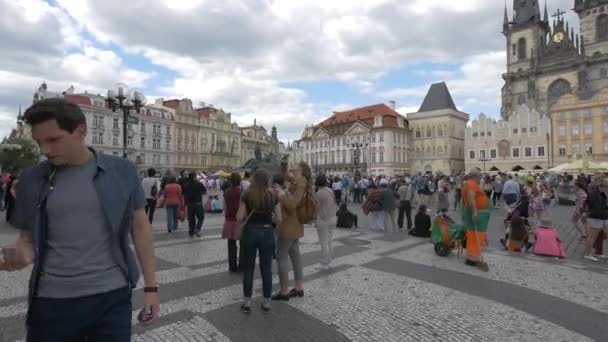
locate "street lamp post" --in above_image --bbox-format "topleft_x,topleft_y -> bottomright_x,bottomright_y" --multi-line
348,142 -> 368,176
478,157 -> 490,172
105,84 -> 146,159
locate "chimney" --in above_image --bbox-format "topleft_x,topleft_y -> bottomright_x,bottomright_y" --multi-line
388,100 -> 396,110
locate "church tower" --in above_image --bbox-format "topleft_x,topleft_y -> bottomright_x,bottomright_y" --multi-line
575,0 -> 608,57
504,0 -> 550,75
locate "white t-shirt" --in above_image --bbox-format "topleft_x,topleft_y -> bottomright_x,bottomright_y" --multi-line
241,180 -> 251,192
332,181 -> 343,191
141,177 -> 158,199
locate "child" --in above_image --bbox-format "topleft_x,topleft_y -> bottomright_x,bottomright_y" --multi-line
336,202 -> 358,229
209,195 -> 223,213
410,205 -> 431,237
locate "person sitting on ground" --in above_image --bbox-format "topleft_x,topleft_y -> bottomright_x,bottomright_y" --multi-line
410,205 -> 432,237
336,202 -> 358,229
503,216 -> 531,253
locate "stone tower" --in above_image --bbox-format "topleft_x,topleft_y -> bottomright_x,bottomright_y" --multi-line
499,1 -> 608,120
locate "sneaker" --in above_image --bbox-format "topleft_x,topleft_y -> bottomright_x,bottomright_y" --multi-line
592,254 -> 608,259
241,299 -> 252,313
261,298 -> 271,312
271,292 -> 290,301
584,255 -> 599,262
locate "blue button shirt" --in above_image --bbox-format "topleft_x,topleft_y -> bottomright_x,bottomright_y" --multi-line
13,149 -> 144,309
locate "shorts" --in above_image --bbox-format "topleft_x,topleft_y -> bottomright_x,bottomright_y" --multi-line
586,218 -> 607,229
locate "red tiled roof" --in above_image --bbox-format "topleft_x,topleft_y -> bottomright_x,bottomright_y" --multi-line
196,107 -> 215,118
64,94 -> 92,107
319,103 -> 406,127
162,99 -> 180,110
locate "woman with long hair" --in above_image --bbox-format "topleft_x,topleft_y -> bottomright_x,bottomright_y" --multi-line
272,161 -> 311,301
223,172 -> 242,273
314,174 -> 336,270
237,169 -> 277,313
573,181 -> 589,241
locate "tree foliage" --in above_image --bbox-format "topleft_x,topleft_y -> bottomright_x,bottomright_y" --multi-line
0,137 -> 39,174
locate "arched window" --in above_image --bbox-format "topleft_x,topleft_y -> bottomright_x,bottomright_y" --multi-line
518,38 -> 527,60
547,79 -> 572,106
597,14 -> 608,40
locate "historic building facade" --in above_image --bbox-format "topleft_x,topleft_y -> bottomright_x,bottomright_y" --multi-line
163,98 -> 199,172
195,105 -> 241,171
291,103 -> 411,177
240,121 -> 280,165
550,87 -> 608,164
465,105 -> 550,173
501,0 -> 608,120
407,82 -> 469,175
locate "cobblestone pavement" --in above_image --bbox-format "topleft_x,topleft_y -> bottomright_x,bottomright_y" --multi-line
0,198 -> 606,342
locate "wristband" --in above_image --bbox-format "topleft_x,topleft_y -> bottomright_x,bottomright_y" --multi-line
144,286 -> 158,293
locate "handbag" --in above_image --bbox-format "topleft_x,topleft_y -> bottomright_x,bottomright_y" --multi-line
156,194 -> 165,208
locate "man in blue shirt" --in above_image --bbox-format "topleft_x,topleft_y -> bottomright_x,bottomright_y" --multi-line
0,98 -> 160,341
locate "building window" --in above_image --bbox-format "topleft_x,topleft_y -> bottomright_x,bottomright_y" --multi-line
572,143 -> 580,155
166,126 -> 171,135
379,132 -> 384,143
113,118 -> 119,129
127,136 -> 133,146
415,130 -> 421,139
559,145 -> 566,156
513,128 -> 518,134
372,150 -> 377,163
597,14 -> 608,40
524,147 -> 532,157
537,146 -> 545,157
112,135 -> 119,146
140,137 -> 145,148
518,38 -> 527,60
472,132 -> 478,138
479,150 -> 486,159
481,132 -> 485,137
437,127 -> 443,137
585,123 -> 593,135
604,120 -> 608,134
584,110 -> 592,117
559,112 -> 565,120
521,128 -> 527,134
604,142 -> 608,153
342,150 -> 346,164
530,127 -> 537,133
559,126 -> 566,136
490,149 -> 497,159
426,128 -> 432,138
572,124 -> 579,136
372,133 -> 376,143
512,147 -> 520,158
379,151 -> 384,163
92,132 -> 104,145
166,139 -> 170,151
469,150 -> 475,160
140,122 -> 145,134
330,151 -> 335,164
572,111 -> 579,119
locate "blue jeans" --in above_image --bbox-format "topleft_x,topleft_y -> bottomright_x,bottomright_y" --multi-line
241,224 -> 275,299
27,286 -> 132,342
166,205 -> 178,232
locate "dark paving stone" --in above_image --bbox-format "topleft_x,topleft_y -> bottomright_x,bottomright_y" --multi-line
372,232 -> 411,242
132,245 -> 366,308
155,257 -> 183,272
334,237 -> 372,246
362,257 -> 608,342
132,310 -> 198,335
188,259 -> 228,271
0,295 -> 26,309
158,236 -> 223,249
375,240 -> 428,257
204,301 -> 350,342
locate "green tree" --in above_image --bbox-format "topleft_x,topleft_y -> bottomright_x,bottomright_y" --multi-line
0,137 -> 39,174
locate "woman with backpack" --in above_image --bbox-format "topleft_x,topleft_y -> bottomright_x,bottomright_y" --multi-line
272,161 -> 313,301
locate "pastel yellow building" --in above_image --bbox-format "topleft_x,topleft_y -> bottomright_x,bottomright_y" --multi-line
550,88 -> 608,165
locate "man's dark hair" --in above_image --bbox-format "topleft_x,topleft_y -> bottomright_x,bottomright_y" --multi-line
147,168 -> 156,177
315,174 -> 328,188
230,172 -> 241,187
244,171 -> 251,178
188,172 -> 196,180
24,98 -> 86,133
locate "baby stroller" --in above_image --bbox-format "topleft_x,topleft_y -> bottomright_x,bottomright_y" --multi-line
431,210 -> 466,257
502,199 -> 533,251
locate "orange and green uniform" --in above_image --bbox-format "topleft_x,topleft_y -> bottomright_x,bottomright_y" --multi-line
462,180 -> 491,263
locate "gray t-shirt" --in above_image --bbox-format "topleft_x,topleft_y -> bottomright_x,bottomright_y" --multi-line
37,159 -> 127,298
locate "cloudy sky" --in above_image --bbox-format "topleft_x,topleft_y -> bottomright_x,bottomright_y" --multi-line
0,0 -> 577,142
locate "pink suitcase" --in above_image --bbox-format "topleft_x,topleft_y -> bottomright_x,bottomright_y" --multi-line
532,227 -> 566,258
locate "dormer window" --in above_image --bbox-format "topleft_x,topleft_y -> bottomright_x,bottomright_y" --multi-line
374,116 -> 382,127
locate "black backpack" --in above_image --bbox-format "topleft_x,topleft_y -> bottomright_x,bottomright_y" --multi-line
151,181 -> 158,198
